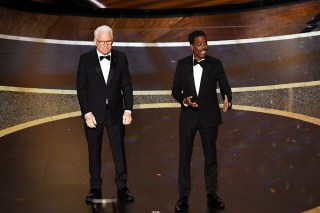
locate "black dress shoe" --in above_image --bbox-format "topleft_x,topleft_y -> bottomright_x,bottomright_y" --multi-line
175,196 -> 188,212
207,193 -> 225,209
85,188 -> 102,203
117,187 -> 134,202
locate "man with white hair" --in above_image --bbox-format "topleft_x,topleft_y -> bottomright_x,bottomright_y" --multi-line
77,25 -> 134,203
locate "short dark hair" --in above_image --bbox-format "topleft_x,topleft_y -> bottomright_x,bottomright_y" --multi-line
188,31 -> 206,44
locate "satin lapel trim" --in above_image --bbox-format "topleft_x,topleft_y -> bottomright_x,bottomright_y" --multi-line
91,50 -> 104,81
106,52 -> 118,87
199,61 -> 209,96
186,61 -> 198,97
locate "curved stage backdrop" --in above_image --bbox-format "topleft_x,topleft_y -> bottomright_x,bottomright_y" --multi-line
0,32 -> 319,135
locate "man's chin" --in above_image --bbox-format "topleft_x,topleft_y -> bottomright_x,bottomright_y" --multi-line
103,50 -> 111,55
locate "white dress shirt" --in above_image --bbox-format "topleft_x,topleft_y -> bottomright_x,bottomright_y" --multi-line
97,50 -> 111,105
97,50 -> 111,85
193,56 -> 204,95
183,57 -> 204,107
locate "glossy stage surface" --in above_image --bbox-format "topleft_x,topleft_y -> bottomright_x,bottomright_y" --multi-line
1,1 -> 320,212
1,109 -> 320,213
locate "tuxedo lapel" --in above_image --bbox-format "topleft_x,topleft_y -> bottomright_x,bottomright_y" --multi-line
186,57 -> 198,97
91,50 -> 105,82
106,50 -> 118,86
198,59 -> 210,96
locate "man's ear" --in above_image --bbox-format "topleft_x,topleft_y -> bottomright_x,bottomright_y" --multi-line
190,44 -> 194,51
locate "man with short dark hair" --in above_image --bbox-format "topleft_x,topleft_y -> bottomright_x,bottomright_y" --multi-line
77,25 -> 134,203
172,30 -> 232,211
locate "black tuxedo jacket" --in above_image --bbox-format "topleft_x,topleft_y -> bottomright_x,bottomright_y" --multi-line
76,48 -> 133,124
172,55 -> 232,128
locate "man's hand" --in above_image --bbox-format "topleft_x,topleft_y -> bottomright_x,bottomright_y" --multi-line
184,96 -> 198,108
123,111 -> 132,125
85,112 -> 97,128
223,95 -> 229,112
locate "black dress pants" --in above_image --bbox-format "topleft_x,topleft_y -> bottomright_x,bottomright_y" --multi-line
178,124 -> 219,197
84,107 -> 127,190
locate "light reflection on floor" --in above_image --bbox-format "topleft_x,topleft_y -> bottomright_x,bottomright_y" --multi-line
0,109 -> 319,213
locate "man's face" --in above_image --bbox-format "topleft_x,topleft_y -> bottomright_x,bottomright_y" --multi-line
191,35 -> 208,61
94,31 -> 113,55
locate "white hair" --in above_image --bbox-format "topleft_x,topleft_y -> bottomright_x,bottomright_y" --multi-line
94,25 -> 113,39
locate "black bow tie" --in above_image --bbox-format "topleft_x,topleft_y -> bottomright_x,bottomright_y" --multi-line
100,55 -> 111,61
194,59 -> 204,67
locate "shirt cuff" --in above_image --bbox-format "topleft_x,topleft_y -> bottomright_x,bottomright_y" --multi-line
182,99 -> 188,107
84,112 -> 92,119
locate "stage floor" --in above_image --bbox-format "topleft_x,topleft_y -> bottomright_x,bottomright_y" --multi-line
1,108 -> 319,213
